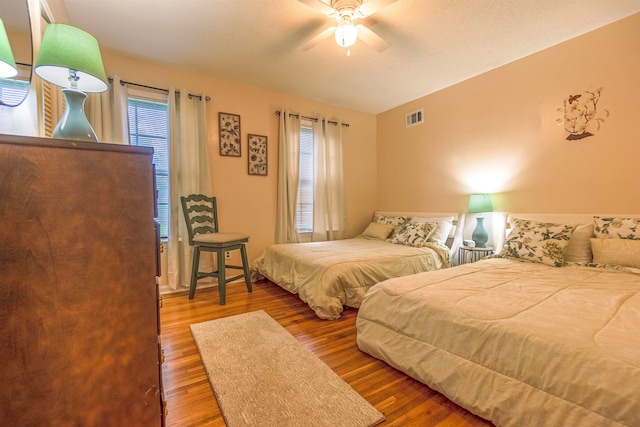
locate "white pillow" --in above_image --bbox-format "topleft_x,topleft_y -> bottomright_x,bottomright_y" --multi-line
409,216 -> 454,245
564,224 -> 594,263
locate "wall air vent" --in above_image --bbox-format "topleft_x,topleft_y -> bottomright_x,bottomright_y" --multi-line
405,109 -> 424,128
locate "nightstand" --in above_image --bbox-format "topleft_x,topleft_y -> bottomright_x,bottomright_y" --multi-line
458,246 -> 494,265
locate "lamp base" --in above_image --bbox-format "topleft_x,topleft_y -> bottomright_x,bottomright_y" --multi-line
53,88 -> 98,142
472,216 -> 489,248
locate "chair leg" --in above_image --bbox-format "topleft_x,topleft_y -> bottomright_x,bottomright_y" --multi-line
240,244 -> 252,293
188,246 -> 201,300
217,249 -> 227,305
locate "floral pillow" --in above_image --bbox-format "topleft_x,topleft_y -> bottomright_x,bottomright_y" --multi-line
373,213 -> 408,241
390,221 -> 437,247
593,216 -> 640,240
409,216 -> 454,245
500,218 -> 575,267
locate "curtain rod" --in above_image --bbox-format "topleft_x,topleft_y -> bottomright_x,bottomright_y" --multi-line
275,110 -> 350,128
107,77 -> 210,101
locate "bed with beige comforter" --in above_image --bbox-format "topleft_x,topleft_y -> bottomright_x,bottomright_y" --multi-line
253,237 -> 450,320
357,257 -> 640,426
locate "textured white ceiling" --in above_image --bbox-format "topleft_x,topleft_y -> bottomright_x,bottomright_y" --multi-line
61,0 -> 640,114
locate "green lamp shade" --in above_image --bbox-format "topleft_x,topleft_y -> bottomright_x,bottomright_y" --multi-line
468,193 -> 493,214
35,23 -> 107,92
34,23 -> 107,142
0,19 -> 18,78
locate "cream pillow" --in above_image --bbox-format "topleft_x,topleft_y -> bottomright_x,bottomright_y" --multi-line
591,238 -> 640,268
390,221 -> 437,247
500,218 -> 574,267
361,222 -> 395,240
564,224 -> 594,263
409,216 -> 454,245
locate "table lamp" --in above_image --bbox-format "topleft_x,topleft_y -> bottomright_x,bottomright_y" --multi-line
468,193 -> 493,248
0,18 -> 18,78
34,23 -> 107,142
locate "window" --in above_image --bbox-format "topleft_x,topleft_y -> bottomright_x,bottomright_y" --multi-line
296,122 -> 314,233
127,94 -> 169,238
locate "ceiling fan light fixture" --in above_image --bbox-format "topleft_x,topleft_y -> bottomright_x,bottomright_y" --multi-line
335,22 -> 357,47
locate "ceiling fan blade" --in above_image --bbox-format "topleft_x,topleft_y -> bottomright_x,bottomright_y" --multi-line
297,0 -> 336,15
299,26 -> 336,51
357,0 -> 399,17
356,24 -> 390,52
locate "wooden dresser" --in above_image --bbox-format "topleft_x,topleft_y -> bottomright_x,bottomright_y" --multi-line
0,134 -> 165,425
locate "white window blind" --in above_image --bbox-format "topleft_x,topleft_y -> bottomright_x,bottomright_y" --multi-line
0,77 -> 30,105
296,123 -> 314,233
127,97 -> 169,238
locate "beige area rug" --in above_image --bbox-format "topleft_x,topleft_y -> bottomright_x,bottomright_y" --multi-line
190,310 -> 385,427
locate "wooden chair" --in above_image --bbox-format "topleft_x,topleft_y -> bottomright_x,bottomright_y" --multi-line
180,194 -> 252,304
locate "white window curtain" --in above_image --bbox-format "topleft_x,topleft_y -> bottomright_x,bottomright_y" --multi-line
275,110 -> 301,244
86,75 -> 130,144
166,89 -> 211,291
311,117 -> 348,241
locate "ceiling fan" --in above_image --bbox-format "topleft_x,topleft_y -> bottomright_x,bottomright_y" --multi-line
298,0 -> 399,54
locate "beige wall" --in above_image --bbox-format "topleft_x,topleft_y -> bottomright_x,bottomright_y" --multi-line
377,13 -> 640,218
100,52 -> 377,264
4,7 -> 639,267
1,0 -> 377,280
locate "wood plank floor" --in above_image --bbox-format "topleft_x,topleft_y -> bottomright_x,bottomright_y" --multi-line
160,280 -> 493,427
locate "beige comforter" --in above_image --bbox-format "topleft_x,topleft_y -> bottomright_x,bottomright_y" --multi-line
252,237 -> 449,320
357,258 -> 640,427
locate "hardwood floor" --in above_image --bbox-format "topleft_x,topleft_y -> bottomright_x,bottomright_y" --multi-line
160,280 -> 493,427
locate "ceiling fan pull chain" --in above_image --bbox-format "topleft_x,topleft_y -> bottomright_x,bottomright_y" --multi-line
347,47 -> 351,57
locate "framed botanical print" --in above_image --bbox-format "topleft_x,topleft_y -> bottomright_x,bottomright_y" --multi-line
247,134 -> 267,176
219,112 -> 241,157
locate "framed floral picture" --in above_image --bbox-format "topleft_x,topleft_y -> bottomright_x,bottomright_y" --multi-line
219,112 -> 241,157
248,134 -> 268,176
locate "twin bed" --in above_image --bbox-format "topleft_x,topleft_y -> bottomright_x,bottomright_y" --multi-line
254,211 -> 639,425
252,211 -> 464,319
357,213 -> 640,426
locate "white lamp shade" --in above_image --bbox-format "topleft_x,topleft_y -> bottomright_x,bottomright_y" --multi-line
35,23 -> 107,92
335,23 -> 358,47
0,18 -> 18,78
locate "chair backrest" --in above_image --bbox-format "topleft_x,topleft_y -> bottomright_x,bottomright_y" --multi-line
180,194 -> 219,246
